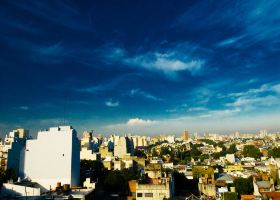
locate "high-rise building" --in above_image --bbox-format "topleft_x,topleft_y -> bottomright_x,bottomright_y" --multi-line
21,126 -> 80,191
182,129 -> 189,142
114,136 -> 134,158
81,131 -> 93,148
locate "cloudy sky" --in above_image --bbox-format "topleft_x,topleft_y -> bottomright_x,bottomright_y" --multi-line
1,0 -> 280,136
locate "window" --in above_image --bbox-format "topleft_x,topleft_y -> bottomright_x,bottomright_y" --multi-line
145,193 -> 153,198
137,193 -> 143,197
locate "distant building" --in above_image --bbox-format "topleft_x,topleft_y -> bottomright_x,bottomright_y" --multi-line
99,145 -> 113,159
114,136 -> 134,158
0,129 -> 28,176
80,147 -> 101,161
80,131 -> 100,161
226,154 -> 235,164
134,163 -> 174,200
131,136 -> 148,148
166,135 -> 175,143
182,129 -> 189,142
81,131 -> 93,149
21,126 -> 80,191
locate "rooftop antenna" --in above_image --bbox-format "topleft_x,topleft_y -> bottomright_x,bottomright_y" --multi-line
63,93 -> 68,126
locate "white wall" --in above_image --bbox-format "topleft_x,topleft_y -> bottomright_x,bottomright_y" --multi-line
2,183 -> 41,196
80,148 -> 100,161
21,126 -> 80,191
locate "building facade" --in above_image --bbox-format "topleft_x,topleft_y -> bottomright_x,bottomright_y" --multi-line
21,126 -> 80,191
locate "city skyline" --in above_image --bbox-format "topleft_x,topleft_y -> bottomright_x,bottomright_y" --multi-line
1,0 -> 280,135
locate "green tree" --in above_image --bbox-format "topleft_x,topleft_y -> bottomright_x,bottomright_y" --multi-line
80,160 -> 107,184
224,192 -> 238,200
233,176 -> 253,198
199,154 -> 209,162
268,147 -> 280,158
192,166 -> 205,179
152,148 -> 158,157
227,144 -> 238,154
199,139 -> 217,146
243,145 -> 261,159
134,149 -> 147,158
103,169 -> 139,193
190,143 -> 202,159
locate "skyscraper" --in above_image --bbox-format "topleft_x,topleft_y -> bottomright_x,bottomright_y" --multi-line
182,129 -> 189,142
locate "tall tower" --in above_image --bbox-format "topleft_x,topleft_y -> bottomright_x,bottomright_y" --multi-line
182,129 -> 189,142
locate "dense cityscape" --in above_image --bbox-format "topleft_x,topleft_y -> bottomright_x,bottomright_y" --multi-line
1,0 -> 280,199
1,127 -> 280,199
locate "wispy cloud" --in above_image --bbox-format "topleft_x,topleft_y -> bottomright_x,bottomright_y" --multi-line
18,106 -> 29,110
124,52 -> 204,76
218,34 -> 247,47
226,83 -> 280,111
188,107 -> 208,112
32,42 -> 67,64
129,89 -> 162,101
105,100 -> 119,107
97,42 -> 207,78
198,108 -> 241,118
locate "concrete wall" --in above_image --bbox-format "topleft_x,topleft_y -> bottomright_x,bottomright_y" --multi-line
80,148 -> 100,161
2,183 -> 41,196
136,183 -> 171,200
21,126 -> 80,191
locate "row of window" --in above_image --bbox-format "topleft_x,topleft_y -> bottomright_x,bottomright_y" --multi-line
137,192 -> 153,198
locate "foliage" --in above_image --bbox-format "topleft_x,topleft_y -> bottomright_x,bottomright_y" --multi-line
190,143 -> 202,159
199,154 -> 209,162
268,147 -> 280,158
152,148 -> 158,157
227,144 -> 238,154
243,145 -> 261,159
192,166 -> 204,179
103,169 -> 139,193
80,160 -> 139,194
134,149 -> 147,158
233,176 -> 253,198
224,192 -> 238,200
80,160 -> 108,184
199,139 -> 217,146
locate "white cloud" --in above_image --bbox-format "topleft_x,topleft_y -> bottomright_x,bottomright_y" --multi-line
127,118 -> 155,126
105,100 -> 119,107
125,52 -> 204,75
226,83 -> 280,111
98,43 -> 206,78
102,108 -> 280,135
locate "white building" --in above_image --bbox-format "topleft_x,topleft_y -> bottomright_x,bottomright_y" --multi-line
226,154 -> 235,163
0,129 -> 28,176
21,126 -> 80,191
80,147 -> 101,161
136,164 -> 174,200
131,136 -> 148,148
114,136 -> 133,158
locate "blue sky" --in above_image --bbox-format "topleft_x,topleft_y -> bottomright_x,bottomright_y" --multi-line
1,0 -> 280,136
